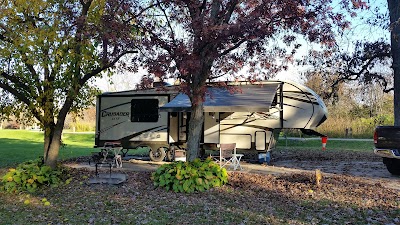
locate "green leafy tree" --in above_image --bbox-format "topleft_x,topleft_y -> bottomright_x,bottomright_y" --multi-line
0,0 -> 138,168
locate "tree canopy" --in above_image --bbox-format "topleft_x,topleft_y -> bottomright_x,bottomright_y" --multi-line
0,0 -> 373,164
131,0 -> 365,160
0,0 -> 138,167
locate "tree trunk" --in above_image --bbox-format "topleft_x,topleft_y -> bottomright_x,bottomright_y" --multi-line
186,101 -> 204,161
388,0 -> 400,126
43,125 -> 62,169
42,106 -> 69,169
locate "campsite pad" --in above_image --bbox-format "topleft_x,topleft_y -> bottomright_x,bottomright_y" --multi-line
122,155 -> 150,161
88,173 -> 127,185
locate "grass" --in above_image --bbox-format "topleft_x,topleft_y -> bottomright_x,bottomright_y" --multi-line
0,130 -> 375,168
277,138 -> 374,152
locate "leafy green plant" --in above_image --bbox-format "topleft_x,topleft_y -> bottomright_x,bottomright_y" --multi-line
1,158 -> 70,193
152,158 -> 228,193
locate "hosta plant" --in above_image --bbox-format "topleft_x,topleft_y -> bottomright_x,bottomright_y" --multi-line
1,158 -> 70,193
152,157 -> 228,193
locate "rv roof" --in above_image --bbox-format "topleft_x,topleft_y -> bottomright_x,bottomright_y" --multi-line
160,83 -> 280,112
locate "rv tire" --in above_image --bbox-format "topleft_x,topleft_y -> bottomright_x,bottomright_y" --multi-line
149,147 -> 166,162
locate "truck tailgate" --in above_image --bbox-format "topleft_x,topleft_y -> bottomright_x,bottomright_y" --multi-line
374,126 -> 400,149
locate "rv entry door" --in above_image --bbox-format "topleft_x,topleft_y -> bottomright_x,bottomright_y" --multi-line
179,112 -> 190,142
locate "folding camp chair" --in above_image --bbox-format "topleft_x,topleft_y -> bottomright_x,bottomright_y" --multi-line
216,143 -> 243,170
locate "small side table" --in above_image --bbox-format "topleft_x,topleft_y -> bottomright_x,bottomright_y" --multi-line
95,162 -> 112,177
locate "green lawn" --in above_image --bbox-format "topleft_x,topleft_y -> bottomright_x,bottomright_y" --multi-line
0,130 -> 94,167
277,138 -> 374,152
0,130 -> 374,168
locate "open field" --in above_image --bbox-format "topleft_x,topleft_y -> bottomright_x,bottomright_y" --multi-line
0,130 -> 399,224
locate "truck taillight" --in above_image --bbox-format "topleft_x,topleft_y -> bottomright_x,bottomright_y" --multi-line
373,130 -> 378,144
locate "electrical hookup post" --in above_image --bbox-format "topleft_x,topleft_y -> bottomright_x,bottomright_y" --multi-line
321,136 -> 328,151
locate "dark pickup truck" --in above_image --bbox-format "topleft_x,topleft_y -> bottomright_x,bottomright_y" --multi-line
374,126 -> 400,175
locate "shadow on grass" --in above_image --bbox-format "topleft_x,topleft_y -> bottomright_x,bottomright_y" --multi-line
0,138 -> 92,168
0,138 -> 43,167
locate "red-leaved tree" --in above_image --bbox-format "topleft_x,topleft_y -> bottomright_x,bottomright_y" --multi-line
132,0 -> 365,161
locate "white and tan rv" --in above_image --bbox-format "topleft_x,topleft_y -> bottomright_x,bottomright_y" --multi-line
94,81 -> 328,161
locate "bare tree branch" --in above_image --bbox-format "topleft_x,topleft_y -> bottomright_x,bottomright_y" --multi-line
219,39 -> 246,56
133,0 -> 169,18
156,0 -> 176,45
223,0 -> 239,24
79,50 -> 138,86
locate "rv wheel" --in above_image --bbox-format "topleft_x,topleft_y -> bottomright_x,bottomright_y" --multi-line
149,147 -> 166,162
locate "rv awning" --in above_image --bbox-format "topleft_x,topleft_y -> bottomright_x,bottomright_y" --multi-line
160,83 -> 281,112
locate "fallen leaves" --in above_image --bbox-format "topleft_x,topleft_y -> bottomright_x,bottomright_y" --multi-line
0,158 -> 399,224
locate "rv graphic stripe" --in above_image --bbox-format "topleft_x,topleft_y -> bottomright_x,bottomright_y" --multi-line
119,126 -> 167,140
99,120 -> 129,134
220,123 -> 284,132
101,102 -> 131,111
281,103 -> 302,110
282,92 -> 319,105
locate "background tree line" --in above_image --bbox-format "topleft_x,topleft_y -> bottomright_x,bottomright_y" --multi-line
302,71 -> 394,138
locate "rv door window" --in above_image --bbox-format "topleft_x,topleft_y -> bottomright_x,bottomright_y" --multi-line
131,99 -> 159,122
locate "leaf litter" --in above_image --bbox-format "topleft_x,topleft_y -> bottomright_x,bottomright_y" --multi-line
0,149 -> 399,224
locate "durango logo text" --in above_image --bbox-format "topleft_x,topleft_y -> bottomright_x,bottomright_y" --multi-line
101,111 -> 130,117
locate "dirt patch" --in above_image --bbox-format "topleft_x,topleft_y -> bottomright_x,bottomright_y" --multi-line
268,149 -> 400,191
67,149 -> 400,191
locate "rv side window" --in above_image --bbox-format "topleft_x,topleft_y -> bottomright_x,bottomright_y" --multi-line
131,99 -> 159,122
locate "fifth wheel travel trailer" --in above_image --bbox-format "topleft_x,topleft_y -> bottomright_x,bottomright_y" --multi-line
94,80 -> 328,162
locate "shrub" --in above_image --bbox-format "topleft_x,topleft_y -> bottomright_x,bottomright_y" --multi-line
74,121 -> 95,132
1,158 -> 70,193
152,158 -> 228,193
